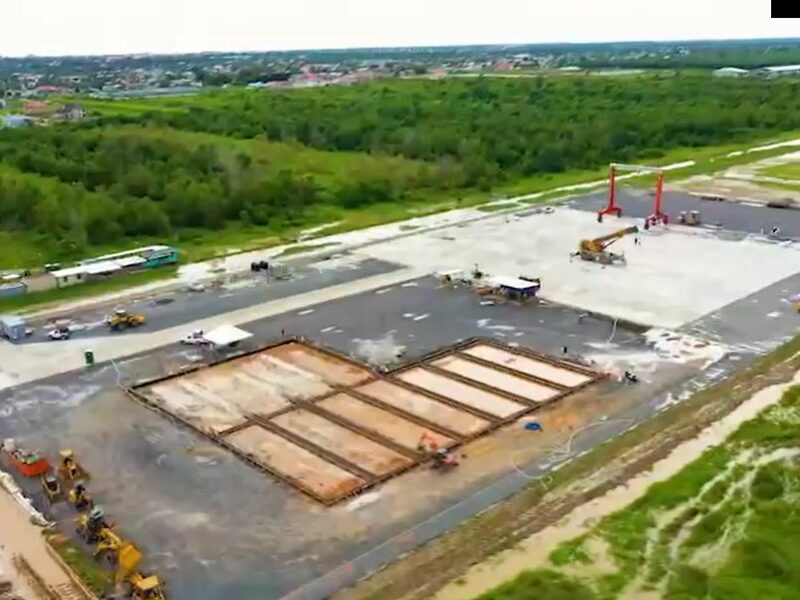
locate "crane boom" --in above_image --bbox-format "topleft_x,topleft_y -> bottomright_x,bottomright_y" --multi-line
610,163 -> 664,174
575,225 -> 639,266
589,225 -> 639,250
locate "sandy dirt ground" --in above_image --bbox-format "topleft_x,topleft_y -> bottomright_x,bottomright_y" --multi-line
673,149 -> 800,204
0,486 -> 81,600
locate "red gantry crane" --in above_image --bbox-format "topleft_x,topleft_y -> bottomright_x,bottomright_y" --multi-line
598,163 -> 668,228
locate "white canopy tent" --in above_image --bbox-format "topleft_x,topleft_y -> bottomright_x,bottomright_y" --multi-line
202,325 -> 253,348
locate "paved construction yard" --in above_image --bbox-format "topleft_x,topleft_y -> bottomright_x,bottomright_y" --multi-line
3,192 -> 800,599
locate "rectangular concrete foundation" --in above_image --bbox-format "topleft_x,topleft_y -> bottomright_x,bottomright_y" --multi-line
264,342 -> 373,386
226,425 -> 366,501
463,344 -> 593,387
272,409 -> 412,476
397,368 -> 527,418
356,381 -> 490,437
129,338 -> 603,505
431,355 -> 561,403
318,393 -> 454,451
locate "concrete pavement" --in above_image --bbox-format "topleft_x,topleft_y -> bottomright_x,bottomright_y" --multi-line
0,267 -> 424,391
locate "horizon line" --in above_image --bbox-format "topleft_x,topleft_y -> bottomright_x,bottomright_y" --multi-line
2,35 -> 800,61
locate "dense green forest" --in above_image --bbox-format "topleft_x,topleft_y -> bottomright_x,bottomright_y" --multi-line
2,74 -> 800,266
576,43 -> 800,70
127,75 -> 800,179
0,126 -> 453,258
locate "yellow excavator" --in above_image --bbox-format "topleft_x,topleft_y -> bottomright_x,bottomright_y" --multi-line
95,526 -> 128,564
117,543 -> 167,600
576,226 -> 638,265
76,506 -> 109,544
106,309 -> 147,331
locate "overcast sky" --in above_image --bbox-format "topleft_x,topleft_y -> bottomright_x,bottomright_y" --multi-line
2,0 -> 797,56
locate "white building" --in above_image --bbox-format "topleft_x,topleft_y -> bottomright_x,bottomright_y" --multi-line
757,65 -> 800,78
713,67 -> 749,78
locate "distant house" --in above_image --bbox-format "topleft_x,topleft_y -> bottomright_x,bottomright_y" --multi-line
55,104 -> 86,121
756,65 -> 800,78
33,85 -> 66,96
1,115 -> 33,128
713,67 -> 749,78
23,100 -> 53,116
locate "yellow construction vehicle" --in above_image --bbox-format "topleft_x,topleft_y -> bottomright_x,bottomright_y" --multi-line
118,542 -> 167,600
59,449 -> 87,481
76,506 -> 109,544
576,226 -> 638,265
68,483 -> 94,511
95,526 -> 127,564
105,309 -> 146,331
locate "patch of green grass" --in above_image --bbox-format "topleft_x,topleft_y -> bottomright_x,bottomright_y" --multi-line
47,535 -> 113,596
0,267 -> 177,314
478,201 -> 521,213
550,536 -> 592,567
474,570 -> 598,600
276,242 -> 337,257
760,162 -> 800,181
758,180 -> 800,194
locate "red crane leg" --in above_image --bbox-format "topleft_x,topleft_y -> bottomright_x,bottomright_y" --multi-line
598,166 -> 622,222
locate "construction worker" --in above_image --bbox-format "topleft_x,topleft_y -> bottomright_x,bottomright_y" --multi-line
60,449 -> 79,480
70,483 -> 92,511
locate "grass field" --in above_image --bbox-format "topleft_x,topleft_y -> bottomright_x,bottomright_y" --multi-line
759,180 -> 800,194
474,384 -> 800,600
760,161 -> 800,181
47,534 -> 113,597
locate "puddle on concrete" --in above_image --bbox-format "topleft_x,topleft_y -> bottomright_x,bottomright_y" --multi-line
434,370 -> 800,600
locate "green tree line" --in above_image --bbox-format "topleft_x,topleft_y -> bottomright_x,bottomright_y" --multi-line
115,74 -> 800,185
0,126 -> 464,258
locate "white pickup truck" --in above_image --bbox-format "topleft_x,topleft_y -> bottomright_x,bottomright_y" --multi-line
180,330 -> 209,346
